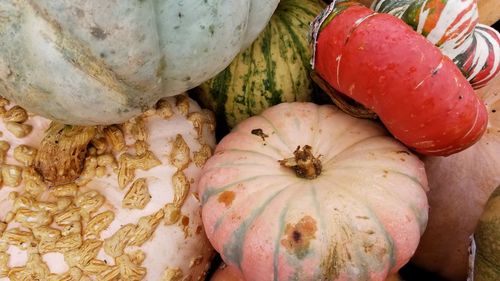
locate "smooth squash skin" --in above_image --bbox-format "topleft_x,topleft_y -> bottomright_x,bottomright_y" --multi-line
473,185 -> 500,281
0,0 -> 279,125
197,0 -> 325,128
197,102 -> 429,281
372,0 -> 500,89
210,263 -> 404,281
312,1 -> 488,156
477,0 -> 500,25
411,74 -> 500,281
211,264 -> 246,281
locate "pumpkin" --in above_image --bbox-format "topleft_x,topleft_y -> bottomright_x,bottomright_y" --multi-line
210,263 -> 404,281
372,0 -> 500,89
310,1 -> 488,156
410,74 -> 500,281
211,264 -> 245,281
195,0 -> 325,128
197,102 -> 429,281
472,185 -> 500,281
0,95 -> 216,280
0,0 -> 279,125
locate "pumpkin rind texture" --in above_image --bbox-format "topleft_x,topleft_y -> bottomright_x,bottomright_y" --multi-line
197,0 -> 325,128
198,102 -> 429,281
372,0 -> 500,89
0,96 -> 216,280
473,185 -> 500,281
411,74 -> 500,281
0,0 -> 279,125
211,264 -> 246,281
311,1 -> 488,156
210,263 -> 404,281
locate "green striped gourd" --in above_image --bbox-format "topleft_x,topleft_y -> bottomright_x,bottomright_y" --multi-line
372,0 -> 500,89
472,185 -> 500,281
196,0 -> 325,128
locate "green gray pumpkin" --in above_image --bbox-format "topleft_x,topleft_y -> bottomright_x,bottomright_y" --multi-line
0,0 -> 279,125
196,0 -> 325,128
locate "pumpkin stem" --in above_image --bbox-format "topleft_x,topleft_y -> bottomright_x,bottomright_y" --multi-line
279,145 -> 322,179
35,122 -> 96,186
310,71 -> 378,119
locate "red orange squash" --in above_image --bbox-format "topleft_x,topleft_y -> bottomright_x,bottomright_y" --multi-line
411,73 -> 500,281
311,1 -> 488,156
372,0 -> 500,89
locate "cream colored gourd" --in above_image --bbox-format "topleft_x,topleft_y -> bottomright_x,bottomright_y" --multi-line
0,95 -> 216,280
198,102 -> 429,281
411,75 -> 500,281
0,0 -> 279,125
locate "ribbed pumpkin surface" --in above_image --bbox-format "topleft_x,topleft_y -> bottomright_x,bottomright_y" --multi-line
197,0 -> 325,128
0,0 -> 279,125
197,102 -> 429,281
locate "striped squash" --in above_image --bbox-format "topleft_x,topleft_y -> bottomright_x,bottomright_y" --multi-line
195,0 -> 325,128
372,0 -> 500,89
197,102 -> 429,281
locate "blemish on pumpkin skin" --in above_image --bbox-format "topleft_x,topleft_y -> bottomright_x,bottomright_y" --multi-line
251,128 -> 269,141
218,191 -> 236,207
196,225 -> 203,235
363,242 -> 374,253
90,26 -> 107,40
181,216 -> 190,226
75,8 -> 84,18
281,215 -> 317,259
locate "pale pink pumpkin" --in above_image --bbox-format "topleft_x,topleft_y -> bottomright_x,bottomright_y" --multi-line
197,102 -> 429,281
211,264 -> 245,281
210,263 -> 404,281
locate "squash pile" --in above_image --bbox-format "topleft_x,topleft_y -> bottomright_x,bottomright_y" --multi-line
0,0 -> 499,281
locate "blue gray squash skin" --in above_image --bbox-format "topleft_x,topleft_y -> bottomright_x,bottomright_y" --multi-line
0,0 -> 278,125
